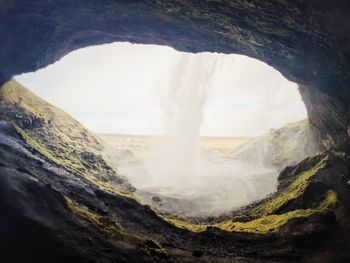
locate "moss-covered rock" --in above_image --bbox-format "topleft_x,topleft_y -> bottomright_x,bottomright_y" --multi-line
0,80 -> 135,196
1,86 -> 350,262
166,151 -> 345,237
229,119 -> 321,169
249,154 -> 329,218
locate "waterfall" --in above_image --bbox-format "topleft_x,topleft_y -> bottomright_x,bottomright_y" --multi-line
145,52 -> 223,188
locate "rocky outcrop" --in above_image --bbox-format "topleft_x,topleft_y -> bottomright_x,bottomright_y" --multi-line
1,2 -> 350,261
0,122 -> 166,263
0,79 -> 350,261
1,118 -> 350,262
230,119 -> 321,169
0,80 -> 135,193
0,1 -> 350,146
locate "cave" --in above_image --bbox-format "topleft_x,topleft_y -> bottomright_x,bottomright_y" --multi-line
0,1 -> 350,262
15,42 -> 312,219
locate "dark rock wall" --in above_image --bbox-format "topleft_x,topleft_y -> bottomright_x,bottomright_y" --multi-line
0,0 -> 349,146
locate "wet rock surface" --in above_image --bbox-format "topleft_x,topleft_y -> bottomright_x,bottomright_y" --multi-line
0,123 -> 155,263
0,2 -> 350,262
0,118 -> 350,262
0,80 -> 135,193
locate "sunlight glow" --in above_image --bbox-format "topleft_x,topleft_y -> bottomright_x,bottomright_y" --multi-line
15,42 -> 307,137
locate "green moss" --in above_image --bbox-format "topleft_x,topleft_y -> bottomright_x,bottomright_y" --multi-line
1,80 -> 138,201
2,81 -> 341,236
162,156 -> 337,235
215,209 -> 314,233
143,239 -> 169,260
1,81 -> 105,170
64,196 -> 122,237
162,190 -> 337,235
249,154 -> 328,217
14,124 -> 137,197
65,196 -> 168,259
14,124 -> 59,165
163,217 -> 207,233
214,190 -> 337,234
318,190 -> 337,210
65,196 -> 100,224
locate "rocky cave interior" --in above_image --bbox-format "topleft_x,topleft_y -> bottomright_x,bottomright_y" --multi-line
14,42 -> 314,219
0,1 -> 350,263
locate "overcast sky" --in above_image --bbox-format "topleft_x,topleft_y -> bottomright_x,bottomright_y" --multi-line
15,42 -> 307,137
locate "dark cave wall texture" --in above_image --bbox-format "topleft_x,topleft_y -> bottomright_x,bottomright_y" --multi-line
0,0 -> 349,147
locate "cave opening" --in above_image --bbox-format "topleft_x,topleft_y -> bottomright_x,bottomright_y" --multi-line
1,2 -> 350,261
14,42 -> 317,219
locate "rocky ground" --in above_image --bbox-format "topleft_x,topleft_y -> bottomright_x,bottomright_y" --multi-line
1,1 -> 350,261
229,119 -> 321,169
2,120 -> 350,263
1,80 -> 350,262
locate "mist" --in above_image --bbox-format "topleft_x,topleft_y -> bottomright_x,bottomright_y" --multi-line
144,53 -> 222,188
103,51 -> 281,217
15,43 -> 309,218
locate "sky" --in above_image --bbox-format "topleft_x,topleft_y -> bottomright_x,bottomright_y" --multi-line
15,42 -> 307,137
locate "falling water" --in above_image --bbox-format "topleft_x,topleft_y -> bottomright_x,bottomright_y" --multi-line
144,53 -> 223,187
14,42 -> 308,217
113,52 -> 279,217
